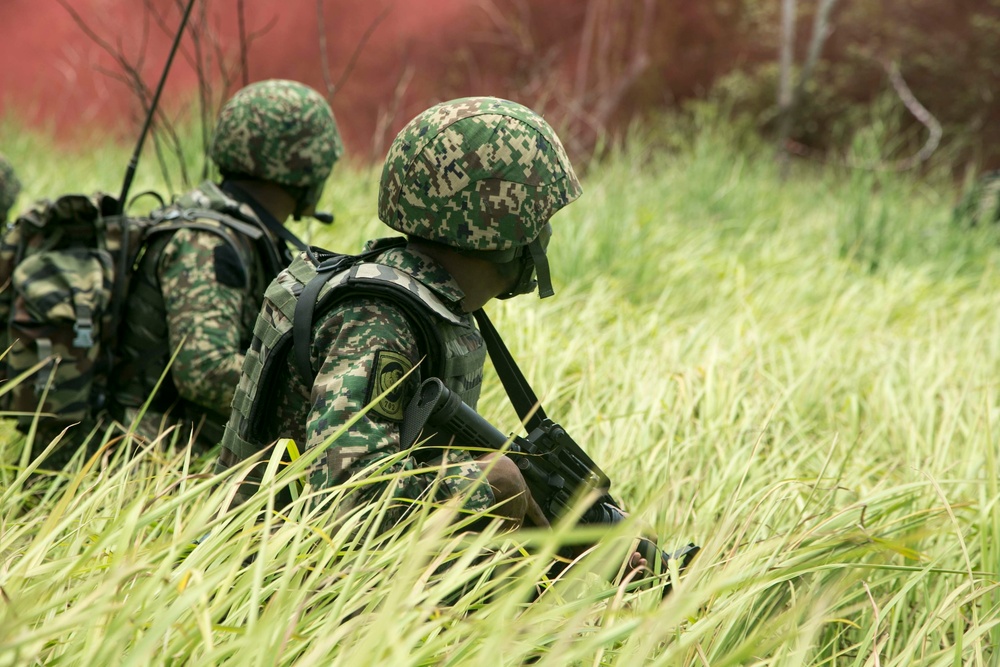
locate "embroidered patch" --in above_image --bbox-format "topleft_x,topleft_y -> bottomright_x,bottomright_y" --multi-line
366,350 -> 413,421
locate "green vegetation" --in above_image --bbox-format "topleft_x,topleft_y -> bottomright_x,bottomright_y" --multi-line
2,115 -> 998,665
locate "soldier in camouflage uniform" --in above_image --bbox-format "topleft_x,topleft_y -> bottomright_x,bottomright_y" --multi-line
217,97 -> 581,530
112,80 -> 343,449
0,153 -> 22,223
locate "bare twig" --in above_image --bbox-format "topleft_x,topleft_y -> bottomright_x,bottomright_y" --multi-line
778,0 -> 841,178
471,0 -> 532,52
56,0 -> 140,83
180,0 -> 211,178
573,0 -> 600,104
145,0 -> 198,73
591,0 -> 653,124
882,60 -> 942,169
237,0 -> 249,86
468,0 -> 655,158
316,2 -> 392,99
594,0 -> 615,95
776,0 -> 797,176
58,0 -> 193,188
371,63 -> 414,161
333,6 -> 393,95
149,118 -> 178,195
785,59 -> 941,173
208,14 -> 235,105
316,0 -> 336,97
794,0 -> 839,103
246,15 -> 279,44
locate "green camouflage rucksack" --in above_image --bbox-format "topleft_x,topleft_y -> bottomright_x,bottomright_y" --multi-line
0,192 -> 266,443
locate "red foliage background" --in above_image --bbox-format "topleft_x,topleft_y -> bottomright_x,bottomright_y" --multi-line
0,0 -> 750,162
1,0 -> 999,166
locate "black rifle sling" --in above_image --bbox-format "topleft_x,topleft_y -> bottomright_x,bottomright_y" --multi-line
472,309 -> 548,430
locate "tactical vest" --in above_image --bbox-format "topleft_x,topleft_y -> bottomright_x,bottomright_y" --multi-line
113,208 -> 284,412
222,242 -> 487,463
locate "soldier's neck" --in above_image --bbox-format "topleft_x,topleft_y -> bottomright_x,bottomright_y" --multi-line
223,179 -> 295,224
410,241 -> 509,313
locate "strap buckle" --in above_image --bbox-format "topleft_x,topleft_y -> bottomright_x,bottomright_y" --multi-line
73,321 -> 94,348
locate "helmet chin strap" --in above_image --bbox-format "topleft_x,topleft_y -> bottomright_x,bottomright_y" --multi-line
529,236 -> 554,298
292,182 -> 333,223
496,236 -> 554,300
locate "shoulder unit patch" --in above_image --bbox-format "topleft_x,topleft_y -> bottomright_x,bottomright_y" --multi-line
366,350 -> 414,421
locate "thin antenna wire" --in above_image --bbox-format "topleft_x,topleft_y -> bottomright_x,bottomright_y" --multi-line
117,0 -> 198,214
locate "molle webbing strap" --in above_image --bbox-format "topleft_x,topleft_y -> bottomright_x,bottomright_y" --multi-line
223,428 -> 262,462
472,309 -> 547,431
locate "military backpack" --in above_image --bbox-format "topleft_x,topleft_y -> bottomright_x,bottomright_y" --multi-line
0,191 -> 266,442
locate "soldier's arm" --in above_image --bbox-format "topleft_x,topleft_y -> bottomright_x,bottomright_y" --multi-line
303,298 -> 504,524
157,228 -> 252,413
304,297 -> 422,483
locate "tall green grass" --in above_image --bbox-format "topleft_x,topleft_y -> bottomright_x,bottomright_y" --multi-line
1,112 -> 998,665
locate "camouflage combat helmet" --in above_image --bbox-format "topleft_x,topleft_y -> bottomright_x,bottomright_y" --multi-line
0,153 -> 22,222
378,97 -> 581,298
210,79 -> 343,217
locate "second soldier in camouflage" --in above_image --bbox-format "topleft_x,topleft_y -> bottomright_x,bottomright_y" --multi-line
112,80 -> 343,448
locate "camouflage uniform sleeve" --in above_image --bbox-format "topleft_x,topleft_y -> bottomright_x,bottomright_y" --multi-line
306,296 -> 419,468
157,228 -> 250,413
304,296 -> 494,521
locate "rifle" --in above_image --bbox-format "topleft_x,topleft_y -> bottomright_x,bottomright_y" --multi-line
402,376 -> 699,593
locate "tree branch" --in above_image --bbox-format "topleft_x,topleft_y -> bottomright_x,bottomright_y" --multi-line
334,6 -> 393,96
882,59 -> 942,170
237,0 -> 250,86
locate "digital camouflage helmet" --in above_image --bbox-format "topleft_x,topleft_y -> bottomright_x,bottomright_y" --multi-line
0,153 -> 21,222
378,96 -> 581,298
210,79 -> 343,218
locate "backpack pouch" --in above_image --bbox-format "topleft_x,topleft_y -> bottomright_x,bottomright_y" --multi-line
6,248 -> 114,426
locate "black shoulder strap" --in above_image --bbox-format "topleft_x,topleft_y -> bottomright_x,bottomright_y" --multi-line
244,242 -> 438,441
291,243 -> 398,381
473,309 -> 548,431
